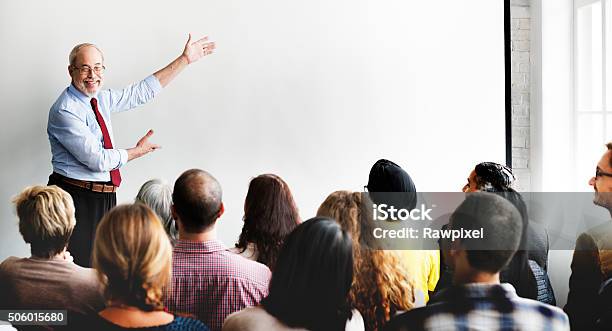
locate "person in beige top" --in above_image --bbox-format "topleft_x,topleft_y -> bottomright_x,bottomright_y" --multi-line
223,218 -> 364,331
0,185 -> 104,315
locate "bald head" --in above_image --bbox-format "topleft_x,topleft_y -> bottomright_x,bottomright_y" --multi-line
172,169 -> 223,233
69,43 -> 104,66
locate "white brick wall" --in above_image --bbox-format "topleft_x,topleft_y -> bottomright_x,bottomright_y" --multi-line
511,0 -> 531,191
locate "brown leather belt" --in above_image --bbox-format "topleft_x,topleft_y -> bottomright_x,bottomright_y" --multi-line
53,173 -> 118,193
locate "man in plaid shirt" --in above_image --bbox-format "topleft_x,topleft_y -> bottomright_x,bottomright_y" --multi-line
165,169 -> 271,331
385,193 -> 569,331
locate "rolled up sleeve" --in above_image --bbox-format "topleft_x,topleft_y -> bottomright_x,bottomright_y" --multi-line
108,75 -> 163,113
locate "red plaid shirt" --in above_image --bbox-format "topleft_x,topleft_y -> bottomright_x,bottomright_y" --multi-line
165,240 -> 271,331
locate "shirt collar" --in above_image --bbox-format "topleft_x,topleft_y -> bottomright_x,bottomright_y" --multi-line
430,283 -> 517,303
67,83 -> 98,104
174,239 -> 228,254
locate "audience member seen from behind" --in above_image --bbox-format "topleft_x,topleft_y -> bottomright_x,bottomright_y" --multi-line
458,163 -> 526,290
223,217 -> 364,331
135,179 -> 177,243
89,204 -> 209,330
165,169 -> 271,331
0,185 -> 103,315
317,191 -> 415,331
385,192 -> 569,331
232,174 -> 301,270
441,162 -> 554,304
366,159 -> 439,304
565,142 -> 612,330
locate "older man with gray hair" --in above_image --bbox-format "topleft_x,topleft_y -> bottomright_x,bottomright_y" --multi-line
47,35 -> 215,266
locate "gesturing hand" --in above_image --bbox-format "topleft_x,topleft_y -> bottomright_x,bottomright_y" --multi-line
127,130 -> 162,161
137,129 -> 161,154
182,33 -> 216,64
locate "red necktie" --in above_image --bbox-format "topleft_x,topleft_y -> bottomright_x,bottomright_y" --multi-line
90,98 -> 122,187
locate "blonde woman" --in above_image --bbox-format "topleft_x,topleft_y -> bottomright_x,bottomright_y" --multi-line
0,185 -> 103,314
317,191 -> 415,331
89,204 -> 209,331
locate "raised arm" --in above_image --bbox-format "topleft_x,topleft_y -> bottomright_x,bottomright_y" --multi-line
153,34 -> 216,87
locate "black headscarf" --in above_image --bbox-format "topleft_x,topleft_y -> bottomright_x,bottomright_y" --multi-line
366,159 -> 417,210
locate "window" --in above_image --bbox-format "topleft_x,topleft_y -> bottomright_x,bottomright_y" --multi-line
573,0 -> 612,190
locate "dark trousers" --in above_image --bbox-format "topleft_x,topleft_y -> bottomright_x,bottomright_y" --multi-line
48,174 -> 116,267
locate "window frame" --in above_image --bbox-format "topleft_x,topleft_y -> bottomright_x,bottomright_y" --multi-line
572,0 -> 609,189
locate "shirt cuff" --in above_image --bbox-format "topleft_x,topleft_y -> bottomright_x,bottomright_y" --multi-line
144,75 -> 163,95
116,149 -> 128,169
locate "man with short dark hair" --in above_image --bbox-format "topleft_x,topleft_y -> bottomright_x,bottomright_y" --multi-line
385,192 -> 569,331
165,169 -> 271,331
565,142 -> 612,330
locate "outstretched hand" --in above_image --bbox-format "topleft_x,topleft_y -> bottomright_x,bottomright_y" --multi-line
137,129 -> 161,153
182,33 -> 216,64
127,129 -> 161,161
153,33 -> 215,87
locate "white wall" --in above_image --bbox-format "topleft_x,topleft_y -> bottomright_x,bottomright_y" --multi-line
530,0 -> 574,307
0,0 -> 507,259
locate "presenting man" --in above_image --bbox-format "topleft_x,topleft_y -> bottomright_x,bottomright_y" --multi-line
47,35 -> 215,266
565,142 -> 612,330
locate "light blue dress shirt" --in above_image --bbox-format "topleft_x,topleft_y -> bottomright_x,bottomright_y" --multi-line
47,75 -> 162,182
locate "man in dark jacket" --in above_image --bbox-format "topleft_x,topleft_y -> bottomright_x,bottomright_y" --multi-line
565,142 -> 612,330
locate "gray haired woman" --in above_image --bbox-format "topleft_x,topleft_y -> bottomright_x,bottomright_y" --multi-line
135,179 -> 178,244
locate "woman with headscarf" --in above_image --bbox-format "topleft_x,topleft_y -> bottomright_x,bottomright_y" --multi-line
365,159 -> 439,305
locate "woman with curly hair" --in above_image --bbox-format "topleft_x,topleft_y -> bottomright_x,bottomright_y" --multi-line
317,191 -> 415,331
233,174 -> 300,270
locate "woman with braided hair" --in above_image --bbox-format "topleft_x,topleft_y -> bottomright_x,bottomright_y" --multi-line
443,162 -> 554,304
462,161 -> 516,193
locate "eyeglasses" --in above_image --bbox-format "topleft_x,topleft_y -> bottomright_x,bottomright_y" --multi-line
596,168 -> 612,178
72,65 -> 105,75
